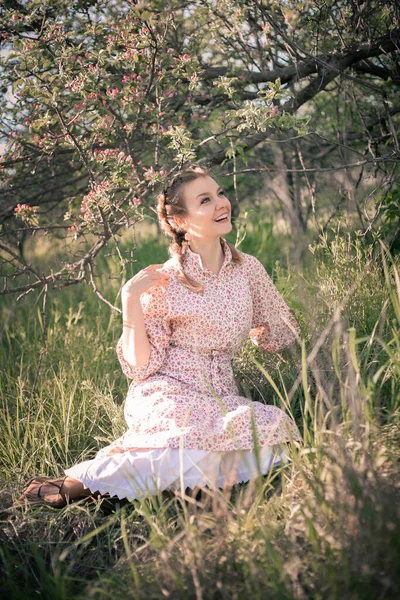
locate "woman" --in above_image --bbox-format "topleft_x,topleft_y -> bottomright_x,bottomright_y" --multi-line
15,164 -> 302,508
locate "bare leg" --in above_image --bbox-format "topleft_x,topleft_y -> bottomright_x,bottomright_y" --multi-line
60,476 -> 94,501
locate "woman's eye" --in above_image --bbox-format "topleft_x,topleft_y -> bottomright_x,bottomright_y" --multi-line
201,191 -> 224,204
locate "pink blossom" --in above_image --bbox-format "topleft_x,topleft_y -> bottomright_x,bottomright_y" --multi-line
177,54 -> 191,64
143,166 -> 155,180
14,203 -> 39,225
14,203 -> 37,216
106,88 -> 120,98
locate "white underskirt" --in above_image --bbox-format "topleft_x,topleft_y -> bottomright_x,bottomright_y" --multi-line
64,443 -> 290,501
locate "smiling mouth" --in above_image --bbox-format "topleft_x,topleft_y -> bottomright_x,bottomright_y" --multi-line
214,215 -> 229,223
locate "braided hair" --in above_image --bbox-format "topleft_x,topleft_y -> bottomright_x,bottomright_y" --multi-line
156,163 -> 243,293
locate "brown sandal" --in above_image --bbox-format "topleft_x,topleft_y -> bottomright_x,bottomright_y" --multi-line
13,476 -> 68,508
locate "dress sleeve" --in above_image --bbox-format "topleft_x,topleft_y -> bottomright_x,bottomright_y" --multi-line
247,255 -> 300,352
116,284 -> 171,384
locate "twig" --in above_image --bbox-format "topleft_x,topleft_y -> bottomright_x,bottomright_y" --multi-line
87,261 -> 122,314
224,153 -> 399,176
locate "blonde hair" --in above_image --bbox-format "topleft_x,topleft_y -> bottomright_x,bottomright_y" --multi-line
156,163 -> 243,292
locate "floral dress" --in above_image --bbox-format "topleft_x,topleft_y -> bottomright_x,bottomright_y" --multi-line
65,237 -> 302,500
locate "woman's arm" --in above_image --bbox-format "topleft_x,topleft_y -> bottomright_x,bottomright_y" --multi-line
116,264 -> 171,384
247,254 -> 300,352
121,292 -> 151,368
119,262 -> 169,370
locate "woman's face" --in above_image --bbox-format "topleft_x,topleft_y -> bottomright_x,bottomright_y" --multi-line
175,175 -> 232,241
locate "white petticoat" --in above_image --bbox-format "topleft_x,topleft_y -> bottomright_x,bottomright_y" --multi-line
64,443 -> 290,501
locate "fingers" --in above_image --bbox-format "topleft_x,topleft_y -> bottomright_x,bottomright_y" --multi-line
146,266 -> 170,287
155,273 -> 170,285
148,264 -> 170,278
123,264 -> 169,296
148,269 -> 169,279
145,263 -> 165,270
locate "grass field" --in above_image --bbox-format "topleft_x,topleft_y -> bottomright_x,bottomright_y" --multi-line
0,219 -> 399,599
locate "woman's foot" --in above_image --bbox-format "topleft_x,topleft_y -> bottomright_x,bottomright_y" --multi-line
13,476 -> 92,508
13,476 -> 69,508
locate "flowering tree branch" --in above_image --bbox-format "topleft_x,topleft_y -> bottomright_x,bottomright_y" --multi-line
0,0 -> 399,304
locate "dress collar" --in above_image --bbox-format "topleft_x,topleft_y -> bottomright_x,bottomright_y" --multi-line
182,237 -> 233,279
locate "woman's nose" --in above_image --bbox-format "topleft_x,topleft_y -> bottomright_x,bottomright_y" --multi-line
216,196 -> 229,207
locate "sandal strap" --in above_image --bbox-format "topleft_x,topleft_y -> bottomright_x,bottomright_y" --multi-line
37,476 -> 67,499
38,476 -> 66,493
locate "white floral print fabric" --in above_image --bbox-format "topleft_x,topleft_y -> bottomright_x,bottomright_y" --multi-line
110,237 -> 302,454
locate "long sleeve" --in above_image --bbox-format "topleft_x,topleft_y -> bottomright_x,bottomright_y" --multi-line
116,284 -> 171,385
247,255 -> 300,352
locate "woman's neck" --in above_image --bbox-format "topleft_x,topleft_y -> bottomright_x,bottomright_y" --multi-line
188,237 -> 224,274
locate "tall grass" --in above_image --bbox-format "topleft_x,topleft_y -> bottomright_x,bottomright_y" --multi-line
0,222 -> 399,599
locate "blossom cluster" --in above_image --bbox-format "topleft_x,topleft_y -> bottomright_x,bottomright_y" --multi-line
93,148 -> 134,166
122,73 -> 138,83
176,54 -> 191,64
143,166 -> 166,186
43,23 -> 66,43
106,88 -> 120,98
129,197 -> 143,207
14,203 -> 39,227
80,179 -> 113,226
66,75 -> 87,93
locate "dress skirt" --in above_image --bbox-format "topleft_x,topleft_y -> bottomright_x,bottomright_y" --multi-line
64,443 -> 290,501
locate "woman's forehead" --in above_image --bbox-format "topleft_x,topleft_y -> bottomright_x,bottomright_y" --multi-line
182,175 -> 219,204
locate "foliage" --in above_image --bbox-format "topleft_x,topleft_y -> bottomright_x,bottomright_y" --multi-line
0,0 -> 399,306
307,228 -> 393,336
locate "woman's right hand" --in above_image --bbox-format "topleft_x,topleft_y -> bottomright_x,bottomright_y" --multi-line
121,264 -> 169,299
